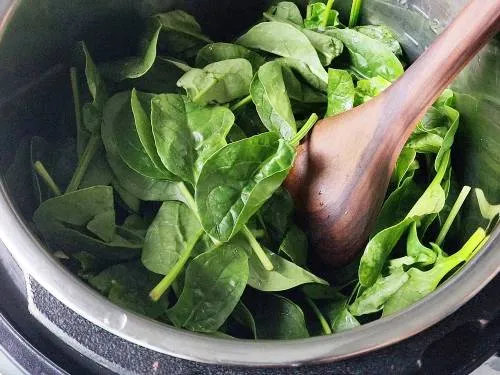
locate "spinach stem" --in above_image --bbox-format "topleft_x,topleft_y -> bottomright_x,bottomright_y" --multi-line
70,67 -> 83,135
178,182 -> 198,214
435,186 -> 471,246
177,182 -> 224,247
33,161 -> 62,196
454,227 -> 486,263
321,0 -> 335,29
230,95 -> 252,112
65,133 -> 100,193
467,234 -> 489,262
149,229 -> 204,301
251,229 -> 266,239
289,113 -> 318,147
242,226 -> 274,271
305,296 -> 332,335
348,0 -> 363,28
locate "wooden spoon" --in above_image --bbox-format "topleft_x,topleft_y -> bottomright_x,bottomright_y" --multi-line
285,0 -> 500,268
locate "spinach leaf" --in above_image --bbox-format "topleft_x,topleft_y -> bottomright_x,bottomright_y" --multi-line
372,174 -> 423,234
259,187 -> 294,243
102,92 -> 186,202
304,2 -> 339,29
383,228 -> 486,316
237,22 -> 328,84
130,89 -> 173,174
90,261 -> 169,318
151,94 -> 234,185
475,188 -> 500,224
261,12 -> 343,67
250,293 -> 310,339
391,147 -> 418,187
250,61 -> 297,140
177,58 -> 253,105
33,186 -> 142,260
113,90 -> 173,179
349,268 -> 409,316
359,152 -> 450,287
354,25 -> 402,57
281,65 -> 326,104
245,243 -> 327,291
276,57 -> 328,92
155,10 -> 211,59
142,201 -> 202,275
326,28 -> 404,82
232,301 -> 258,339
100,21 -> 161,81
127,57 -> 186,94
278,224 -> 308,266
354,76 -> 391,105
266,2 -> 304,26
167,244 -> 249,333
320,300 -> 360,333
195,43 -> 265,72
195,132 -> 295,242
406,222 -> 437,265
326,69 -> 355,116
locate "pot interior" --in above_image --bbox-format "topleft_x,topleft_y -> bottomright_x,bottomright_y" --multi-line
0,0 -> 498,364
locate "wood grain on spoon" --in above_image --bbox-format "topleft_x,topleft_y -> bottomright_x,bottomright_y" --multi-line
285,0 -> 500,268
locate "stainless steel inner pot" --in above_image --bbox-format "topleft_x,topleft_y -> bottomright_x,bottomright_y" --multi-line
0,0 -> 499,367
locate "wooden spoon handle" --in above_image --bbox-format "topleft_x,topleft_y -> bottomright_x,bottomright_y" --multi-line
385,0 -> 500,153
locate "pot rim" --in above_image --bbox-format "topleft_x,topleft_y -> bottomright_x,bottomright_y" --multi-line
0,0 -> 499,367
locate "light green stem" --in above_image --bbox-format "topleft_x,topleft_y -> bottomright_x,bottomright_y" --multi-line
321,0 -> 335,29
33,161 -> 62,196
230,95 -> 252,112
65,133 -> 100,193
467,234 -> 489,262
242,226 -> 274,271
348,0 -> 363,28
289,113 -> 318,147
435,186 -> 471,246
70,67 -> 83,135
305,296 -> 332,335
149,229 -> 204,301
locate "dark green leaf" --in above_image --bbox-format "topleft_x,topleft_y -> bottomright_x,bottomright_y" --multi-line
250,293 -> 310,339
354,76 -> 391,105
195,43 -> 265,72
100,21 -> 161,81
102,92 -> 186,202
276,57 -> 328,92
237,22 -> 328,84
90,261 -> 168,318
195,132 -> 295,242
113,90 -> 173,179
326,69 -> 355,116
326,28 -> 404,82
250,61 -> 296,140
278,224 -> 308,266
266,2 -> 304,26
33,186 -> 142,260
177,58 -> 253,105
155,10 -> 211,59
232,301 -> 257,339
259,187 -> 294,243
167,244 -> 249,333
142,201 -> 203,275
354,25 -> 402,57
151,94 -> 234,185
304,2 -> 339,29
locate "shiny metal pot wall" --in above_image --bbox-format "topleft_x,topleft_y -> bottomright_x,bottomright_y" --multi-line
0,0 -> 499,367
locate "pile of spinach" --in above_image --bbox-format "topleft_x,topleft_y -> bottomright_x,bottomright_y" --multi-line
7,1 -> 498,339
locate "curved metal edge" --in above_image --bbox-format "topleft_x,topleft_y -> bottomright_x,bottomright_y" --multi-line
0,183 -> 499,367
0,0 -> 499,367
